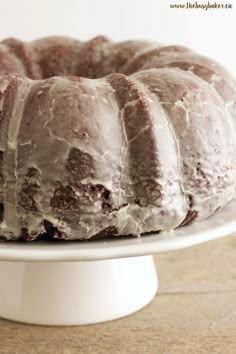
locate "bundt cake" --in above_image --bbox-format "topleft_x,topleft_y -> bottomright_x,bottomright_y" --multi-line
0,36 -> 235,240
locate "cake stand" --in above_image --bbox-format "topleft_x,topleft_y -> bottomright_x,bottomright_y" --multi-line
0,200 -> 235,326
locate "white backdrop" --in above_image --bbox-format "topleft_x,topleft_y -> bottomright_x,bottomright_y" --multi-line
0,0 -> 235,74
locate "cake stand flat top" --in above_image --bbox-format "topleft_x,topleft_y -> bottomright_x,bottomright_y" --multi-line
0,199 -> 235,262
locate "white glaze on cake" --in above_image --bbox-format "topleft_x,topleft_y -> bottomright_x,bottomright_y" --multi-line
0,36 -> 235,240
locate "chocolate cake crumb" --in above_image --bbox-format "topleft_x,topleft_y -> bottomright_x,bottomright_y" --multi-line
180,210 -> 198,226
50,182 -> 112,213
66,147 -> 94,180
90,226 -> 118,240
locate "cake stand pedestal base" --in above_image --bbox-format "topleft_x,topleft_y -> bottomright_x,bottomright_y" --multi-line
0,255 -> 158,325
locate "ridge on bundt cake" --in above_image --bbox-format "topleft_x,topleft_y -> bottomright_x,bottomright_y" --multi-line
0,36 -> 235,240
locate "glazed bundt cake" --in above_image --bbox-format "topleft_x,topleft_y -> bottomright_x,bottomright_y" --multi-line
0,36 -> 235,240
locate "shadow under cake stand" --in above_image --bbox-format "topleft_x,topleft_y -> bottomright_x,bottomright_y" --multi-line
0,199 -> 235,326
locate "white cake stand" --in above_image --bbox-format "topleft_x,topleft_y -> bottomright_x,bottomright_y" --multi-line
0,200 -> 235,326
